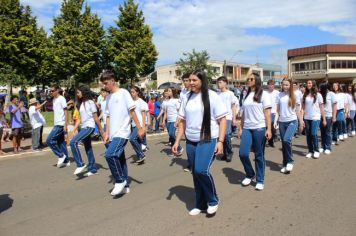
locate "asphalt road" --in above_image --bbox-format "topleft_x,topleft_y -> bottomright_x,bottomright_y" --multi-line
0,133 -> 355,236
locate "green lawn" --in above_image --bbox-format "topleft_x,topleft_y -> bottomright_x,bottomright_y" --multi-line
42,111 -> 54,127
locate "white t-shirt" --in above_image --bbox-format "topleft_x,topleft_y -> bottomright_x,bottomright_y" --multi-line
80,100 -> 97,128
100,100 -> 107,125
105,89 -> 136,140
346,93 -> 356,111
53,95 -> 67,126
268,90 -> 280,114
178,88 -> 190,107
294,90 -> 303,105
241,91 -> 272,129
324,91 -> 337,118
218,90 -> 237,120
335,93 -> 346,110
28,105 -> 45,129
303,93 -> 323,120
165,98 -> 180,123
178,90 -> 227,142
132,98 -> 148,127
276,92 -> 299,122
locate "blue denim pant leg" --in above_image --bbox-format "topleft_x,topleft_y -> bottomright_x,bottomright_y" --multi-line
320,118 -> 333,151
82,131 -> 97,173
239,128 -> 266,183
279,120 -> 297,166
105,137 -> 129,184
305,120 -> 320,152
70,127 -> 94,168
223,120 -> 233,157
346,110 -> 355,133
167,122 -> 181,151
129,126 -> 145,159
46,126 -> 68,161
269,113 -> 276,146
186,139 -> 219,208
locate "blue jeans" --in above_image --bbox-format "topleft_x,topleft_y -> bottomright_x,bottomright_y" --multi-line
304,119 -> 320,152
70,127 -> 96,173
129,126 -> 145,159
320,118 -> 333,151
239,128 -> 266,184
332,109 -> 345,141
186,139 -> 218,209
346,110 -> 355,133
279,120 -> 298,166
223,120 -> 233,157
105,137 -> 129,185
268,113 -> 276,146
154,116 -> 160,132
167,122 -> 182,151
46,125 -> 69,161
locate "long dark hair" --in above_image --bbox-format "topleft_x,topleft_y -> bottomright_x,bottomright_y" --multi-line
352,83 -> 356,104
77,84 -> 93,106
319,81 -> 330,103
303,80 -> 318,104
189,69 -> 211,141
245,72 -> 263,103
130,86 -> 142,98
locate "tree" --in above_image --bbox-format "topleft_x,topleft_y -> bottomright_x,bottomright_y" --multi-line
176,49 -> 217,83
51,0 -> 105,86
107,0 -> 158,85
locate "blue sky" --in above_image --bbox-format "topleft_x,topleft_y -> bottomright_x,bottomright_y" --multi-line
21,0 -> 356,72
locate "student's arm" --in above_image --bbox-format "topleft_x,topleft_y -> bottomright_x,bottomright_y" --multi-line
264,108 -> 272,140
274,104 -> 280,129
72,118 -> 80,134
64,108 -> 68,133
216,116 -> 227,155
320,103 -> 327,127
231,104 -> 237,127
238,112 -> 244,138
141,110 -> 146,133
130,109 -> 144,138
10,103 -> 23,114
332,102 -> 337,123
300,103 -> 305,131
104,116 -> 110,143
162,107 -> 167,127
172,119 -> 185,154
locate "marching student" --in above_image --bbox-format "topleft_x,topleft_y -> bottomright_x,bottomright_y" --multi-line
267,80 -> 280,147
162,88 -> 183,156
319,82 -> 337,154
129,86 -> 147,164
172,69 -> 227,216
28,98 -> 46,151
238,73 -> 272,190
46,85 -> 70,167
332,83 -> 348,143
98,88 -> 109,132
346,84 -> 356,136
300,80 -> 326,159
274,79 -> 302,173
100,71 -> 144,196
217,76 -> 237,162
70,85 -> 104,176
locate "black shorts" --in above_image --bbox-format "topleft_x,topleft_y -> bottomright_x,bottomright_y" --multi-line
12,128 -> 23,137
0,127 -> 3,138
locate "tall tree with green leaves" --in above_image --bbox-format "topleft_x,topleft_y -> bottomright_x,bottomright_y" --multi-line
107,0 -> 158,85
51,0 -> 105,86
176,49 -> 217,83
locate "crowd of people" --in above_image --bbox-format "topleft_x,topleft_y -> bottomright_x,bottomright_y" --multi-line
0,70 -> 355,216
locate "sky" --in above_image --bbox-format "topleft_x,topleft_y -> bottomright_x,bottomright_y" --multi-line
21,0 -> 356,72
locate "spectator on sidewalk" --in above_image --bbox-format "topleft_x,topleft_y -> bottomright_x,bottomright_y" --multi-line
0,105 -> 5,155
28,98 -> 46,151
9,95 -> 24,154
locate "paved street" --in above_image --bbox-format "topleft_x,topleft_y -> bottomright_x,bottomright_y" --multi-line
0,133 -> 355,236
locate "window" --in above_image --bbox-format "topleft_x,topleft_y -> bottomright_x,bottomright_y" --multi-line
342,60 -> 347,68
347,60 -> 353,68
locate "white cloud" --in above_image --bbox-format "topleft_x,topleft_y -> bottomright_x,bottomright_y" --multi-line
319,24 -> 356,43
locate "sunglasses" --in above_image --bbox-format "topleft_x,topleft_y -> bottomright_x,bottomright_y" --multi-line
246,78 -> 254,81
50,90 -> 56,93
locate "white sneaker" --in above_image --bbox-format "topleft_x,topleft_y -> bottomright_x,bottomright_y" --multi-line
57,155 -> 66,167
111,181 -> 127,196
280,167 -> 287,173
255,183 -> 264,190
207,205 -> 218,214
332,141 -> 336,145
319,148 -> 324,153
189,208 -> 201,216
305,153 -> 313,158
74,165 -> 88,175
141,144 -> 147,151
122,187 -> 130,194
177,147 -> 184,156
324,149 -> 331,155
339,135 -> 344,141
313,152 -> 320,159
352,131 -> 356,136
286,163 -> 294,172
83,171 -> 97,177
343,134 -> 348,139
57,161 -> 70,168
242,177 -> 253,186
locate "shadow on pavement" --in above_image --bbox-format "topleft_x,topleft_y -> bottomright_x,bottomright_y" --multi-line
166,185 -> 195,210
169,157 -> 188,169
0,194 -> 14,214
222,167 -> 245,185
265,160 -> 281,172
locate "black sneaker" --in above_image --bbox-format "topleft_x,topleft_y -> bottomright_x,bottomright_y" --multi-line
226,153 -> 233,162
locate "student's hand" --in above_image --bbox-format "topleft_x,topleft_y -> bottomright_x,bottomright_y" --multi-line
299,120 -> 305,132
161,121 -> 166,128
273,122 -> 279,129
237,129 -> 243,139
103,132 -> 109,143
232,119 -> 237,127
137,128 -> 144,139
18,101 -> 24,108
63,126 -> 68,134
332,117 -> 336,123
322,119 -> 327,127
215,141 -> 223,155
265,129 -> 272,140
172,142 -> 179,154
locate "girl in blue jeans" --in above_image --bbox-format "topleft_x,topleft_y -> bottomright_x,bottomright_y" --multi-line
70,85 -> 104,177
172,70 -> 227,216
274,78 -> 302,173
238,73 -> 272,191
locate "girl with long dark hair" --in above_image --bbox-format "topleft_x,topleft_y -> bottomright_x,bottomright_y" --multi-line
129,86 -> 148,164
301,80 -> 326,158
274,78 -> 302,173
70,84 -> 104,176
238,73 -> 272,190
319,82 -> 337,155
346,84 -> 356,136
332,83 -> 348,143
172,70 -> 227,216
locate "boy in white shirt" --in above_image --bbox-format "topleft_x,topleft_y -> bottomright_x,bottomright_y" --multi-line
28,98 -> 46,151
100,71 -> 144,196
267,80 -> 280,147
